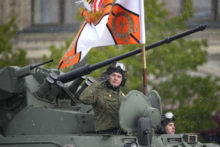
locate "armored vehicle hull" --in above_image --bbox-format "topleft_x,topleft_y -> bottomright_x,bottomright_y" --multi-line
1,134 -> 219,147
0,25 -> 219,147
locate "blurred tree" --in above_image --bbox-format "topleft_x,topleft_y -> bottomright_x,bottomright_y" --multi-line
0,17 -> 28,66
43,0 -> 220,137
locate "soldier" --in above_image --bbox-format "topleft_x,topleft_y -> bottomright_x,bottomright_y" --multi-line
160,112 -> 176,134
80,62 -> 127,133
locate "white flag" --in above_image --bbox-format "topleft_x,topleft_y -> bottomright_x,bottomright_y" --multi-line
58,0 -> 145,69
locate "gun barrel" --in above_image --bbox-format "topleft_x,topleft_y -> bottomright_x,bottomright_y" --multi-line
58,25 -> 207,83
15,59 -> 53,78
30,59 -> 53,70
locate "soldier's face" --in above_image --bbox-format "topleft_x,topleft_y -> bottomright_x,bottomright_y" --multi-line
109,72 -> 123,87
165,122 -> 175,134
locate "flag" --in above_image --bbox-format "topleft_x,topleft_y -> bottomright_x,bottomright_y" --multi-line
58,0 -> 145,70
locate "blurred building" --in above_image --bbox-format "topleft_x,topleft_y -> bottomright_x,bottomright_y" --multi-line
0,0 -> 80,63
0,0 -> 220,77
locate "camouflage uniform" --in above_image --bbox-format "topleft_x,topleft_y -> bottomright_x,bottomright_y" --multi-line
80,81 -> 124,131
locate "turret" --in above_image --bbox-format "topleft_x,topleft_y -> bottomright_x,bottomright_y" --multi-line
0,25 -> 207,107
0,25 -> 206,136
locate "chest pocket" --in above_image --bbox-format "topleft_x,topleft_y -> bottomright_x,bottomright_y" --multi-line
104,93 -> 120,111
95,86 -> 121,110
103,92 -> 119,103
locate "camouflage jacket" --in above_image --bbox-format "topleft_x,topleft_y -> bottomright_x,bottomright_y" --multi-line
80,81 -> 125,131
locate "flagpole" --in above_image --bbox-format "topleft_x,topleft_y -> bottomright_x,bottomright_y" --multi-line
139,0 -> 147,95
142,43 -> 148,96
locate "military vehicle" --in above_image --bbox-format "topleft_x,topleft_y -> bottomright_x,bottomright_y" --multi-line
0,25 -> 219,147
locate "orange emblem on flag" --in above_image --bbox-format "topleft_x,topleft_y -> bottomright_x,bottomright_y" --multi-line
107,4 -> 140,44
